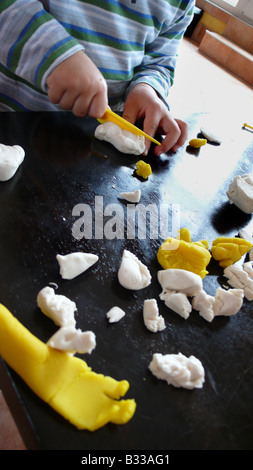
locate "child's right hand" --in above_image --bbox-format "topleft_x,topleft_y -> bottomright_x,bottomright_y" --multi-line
46,51 -> 108,118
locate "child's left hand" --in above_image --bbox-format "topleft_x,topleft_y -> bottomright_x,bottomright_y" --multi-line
122,83 -> 188,156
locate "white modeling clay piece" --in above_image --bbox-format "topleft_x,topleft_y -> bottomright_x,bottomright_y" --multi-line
243,261 -> 253,278
193,286 -> 244,321
118,249 -> 151,290
143,299 -> 165,332
47,327 -> 96,354
192,290 -> 215,322
119,189 -> 141,203
239,228 -> 253,244
0,144 -> 25,181
157,269 -> 203,296
106,306 -> 126,323
226,174 -> 253,214
149,352 -> 205,389
200,127 -> 222,144
239,229 -> 253,261
160,291 -> 192,319
95,121 -> 145,155
213,287 -> 244,316
56,252 -> 98,280
224,262 -> 253,301
37,286 -> 76,327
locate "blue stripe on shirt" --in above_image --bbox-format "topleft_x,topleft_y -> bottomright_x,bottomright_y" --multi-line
60,22 -> 143,48
102,0 -> 161,25
99,66 -> 133,76
34,36 -> 74,86
7,10 -> 47,69
0,92 -> 28,110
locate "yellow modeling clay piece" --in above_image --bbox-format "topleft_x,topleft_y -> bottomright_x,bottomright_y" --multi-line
211,236 -> 253,268
157,228 -> 211,279
178,227 -> 191,243
189,138 -> 207,148
136,160 -> 152,179
0,304 -> 136,431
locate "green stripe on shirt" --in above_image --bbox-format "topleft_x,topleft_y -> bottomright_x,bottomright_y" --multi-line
35,38 -> 81,88
8,12 -> 54,72
77,0 -> 160,27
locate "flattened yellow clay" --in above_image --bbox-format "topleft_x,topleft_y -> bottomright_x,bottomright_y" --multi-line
157,228 -> 211,279
136,160 -> 152,179
189,138 -> 207,148
0,304 -> 136,431
211,236 -> 253,268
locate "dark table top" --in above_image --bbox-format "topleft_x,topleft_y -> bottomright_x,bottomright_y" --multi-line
0,111 -> 253,451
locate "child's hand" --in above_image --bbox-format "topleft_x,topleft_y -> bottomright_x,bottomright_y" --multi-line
46,51 -> 108,118
122,83 -> 188,156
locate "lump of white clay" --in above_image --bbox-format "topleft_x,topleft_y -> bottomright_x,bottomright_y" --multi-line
213,287 -> 244,316
192,290 -> 215,322
243,261 -> 253,278
119,189 -> 141,203
160,291 -> 192,320
106,306 -> 126,323
239,229 -> 253,261
224,262 -> 253,301
239,228 -> 253,244
95,121 -> 145,155
157,269 -> 203,296
192,286 -> 243,320
200,127 -> 222,144
118,249 -> 151,290
47,327 -> 96,354
56,252 -> 98,280
0,144 -> 25,181
37,286 -> 76,327
149,352 -> 205,389
226,174 -> 253,214
143,299 -> 165,332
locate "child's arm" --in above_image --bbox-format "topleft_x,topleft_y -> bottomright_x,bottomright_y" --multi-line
123,0 -> 194,154
0,1 -> 80,90
0,0 -> 107,116
126,0 -> 195,106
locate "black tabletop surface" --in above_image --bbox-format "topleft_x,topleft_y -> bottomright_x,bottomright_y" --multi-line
0,111 -> 253,451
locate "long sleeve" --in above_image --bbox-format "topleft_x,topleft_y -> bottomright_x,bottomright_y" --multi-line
0,0 -> 83,92
126,0 -> 195,104
0,0 -> 195,111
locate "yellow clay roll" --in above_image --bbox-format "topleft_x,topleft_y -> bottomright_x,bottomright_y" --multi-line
0,304 -> 136,431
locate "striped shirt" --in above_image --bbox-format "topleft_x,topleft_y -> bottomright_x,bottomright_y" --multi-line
0,0 -> 195,112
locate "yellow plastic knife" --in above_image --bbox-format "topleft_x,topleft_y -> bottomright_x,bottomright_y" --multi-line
97,108 -> 161,146
243,123 -> 253,130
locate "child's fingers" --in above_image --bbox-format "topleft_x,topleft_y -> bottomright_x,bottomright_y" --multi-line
122,101 -> 140,126
154,117 -> 181,156
142,108 -> 162,155
170,119 -> 189,152
70,85 -> 107,118
72,94 -> 89,117
46,51 -> 108,118
59,90 -> 79,110
47,84 -> 65,105
88,85 -> 108,118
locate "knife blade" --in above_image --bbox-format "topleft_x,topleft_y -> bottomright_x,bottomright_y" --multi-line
97,108 -> 161,146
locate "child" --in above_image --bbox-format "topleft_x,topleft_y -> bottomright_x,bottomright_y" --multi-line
0,0 -> 195,155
